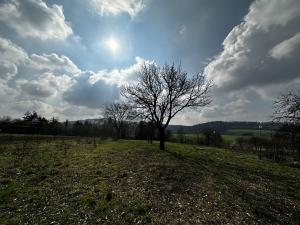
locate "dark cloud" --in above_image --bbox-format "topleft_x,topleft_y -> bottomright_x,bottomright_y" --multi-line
0,0 -> 73,40
21,82 -> 55,98
63,71 -> 120,108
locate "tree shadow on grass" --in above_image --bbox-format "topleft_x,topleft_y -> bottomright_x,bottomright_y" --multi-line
163,147 -> 300,224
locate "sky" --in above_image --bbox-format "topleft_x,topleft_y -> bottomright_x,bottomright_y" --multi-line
0,0 -> 299,125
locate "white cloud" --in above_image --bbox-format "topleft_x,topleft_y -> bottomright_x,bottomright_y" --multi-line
89,56 -> 151,85
200,0 -> 300,123
0,37 -> 154,120
245,0 -> 300,29
0,36 -> 28,64
0,36 -> 79,80
11,100 -> 59,119
0,37 -> 28,81
0,0 -> 73,41
89,0 -> 147,18
16,73 -> 73,99
63,57 -> 151,108
20,81 -> 56,98
29,53 -> 81,75
0,80 -> 19,117
204,0 -> 300,91
0,62 -> 18,80
270,32 -> 300,60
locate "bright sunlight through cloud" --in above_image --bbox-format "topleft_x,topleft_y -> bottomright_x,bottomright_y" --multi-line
105,37 -> 120,54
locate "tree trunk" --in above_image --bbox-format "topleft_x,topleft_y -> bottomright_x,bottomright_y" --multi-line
159,128 -> 165,150
150,122 -> 154,144
117,129 -> 121,139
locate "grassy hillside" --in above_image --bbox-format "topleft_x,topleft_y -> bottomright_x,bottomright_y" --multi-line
0,137 -> 299,224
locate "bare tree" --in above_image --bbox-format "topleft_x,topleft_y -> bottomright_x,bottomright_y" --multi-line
122,63 -> 212,150
104,102 -> 133,139
272,92 -> 300,159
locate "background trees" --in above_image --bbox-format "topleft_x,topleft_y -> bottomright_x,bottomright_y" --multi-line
203,130 -> 223,147
122,63 -> 212,150
135,121 -> 155,143
272,92 -> 300,159
104,102 -> 133,139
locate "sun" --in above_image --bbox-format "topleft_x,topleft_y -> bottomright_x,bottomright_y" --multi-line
105,37 -> 120,54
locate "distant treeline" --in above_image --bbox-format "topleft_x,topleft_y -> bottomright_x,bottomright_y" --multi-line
0,111 -> 112,137
0,111 -> 299,162
0,111 -> 155,140
167,121 -> 281,134
0,112 -> 286,139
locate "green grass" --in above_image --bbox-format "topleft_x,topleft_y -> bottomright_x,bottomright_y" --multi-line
174,128 -> 273,144
0,138 -> 299,224
173,132 -> 251,144
227,129 -> 273,136
222,134 -> 239,142
176,133 -> 240,143
222,129 -> 273,142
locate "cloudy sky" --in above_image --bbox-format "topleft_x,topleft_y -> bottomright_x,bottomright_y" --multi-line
0,0 -> 299,125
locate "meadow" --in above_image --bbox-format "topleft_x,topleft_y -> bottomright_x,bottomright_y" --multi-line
176,128 -> 274,145
0,135 -> 299,224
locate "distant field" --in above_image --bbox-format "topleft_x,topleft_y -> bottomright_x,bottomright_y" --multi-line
177,128 -> 274,143
223,129 -> 273,142
0,137 -> 299,224
226,129 -> 273,136
176,133 -> 240,143
222,134 -> 239,142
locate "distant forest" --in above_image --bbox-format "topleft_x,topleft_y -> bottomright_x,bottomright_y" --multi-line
0,111 -> 279,138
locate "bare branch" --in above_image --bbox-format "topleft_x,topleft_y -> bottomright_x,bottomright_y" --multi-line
104,102 -> 134,138
121,62 -> 213,150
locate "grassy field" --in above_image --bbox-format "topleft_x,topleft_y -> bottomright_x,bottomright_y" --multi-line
180,129 -> 273,143
0,137 -> 299,224
222,134 -> 239,142
226,129 -> 273,136
176,133 -> 240,143
185,129 -> 273,142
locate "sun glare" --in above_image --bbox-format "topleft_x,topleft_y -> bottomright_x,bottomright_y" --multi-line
105,37 -> 119,53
